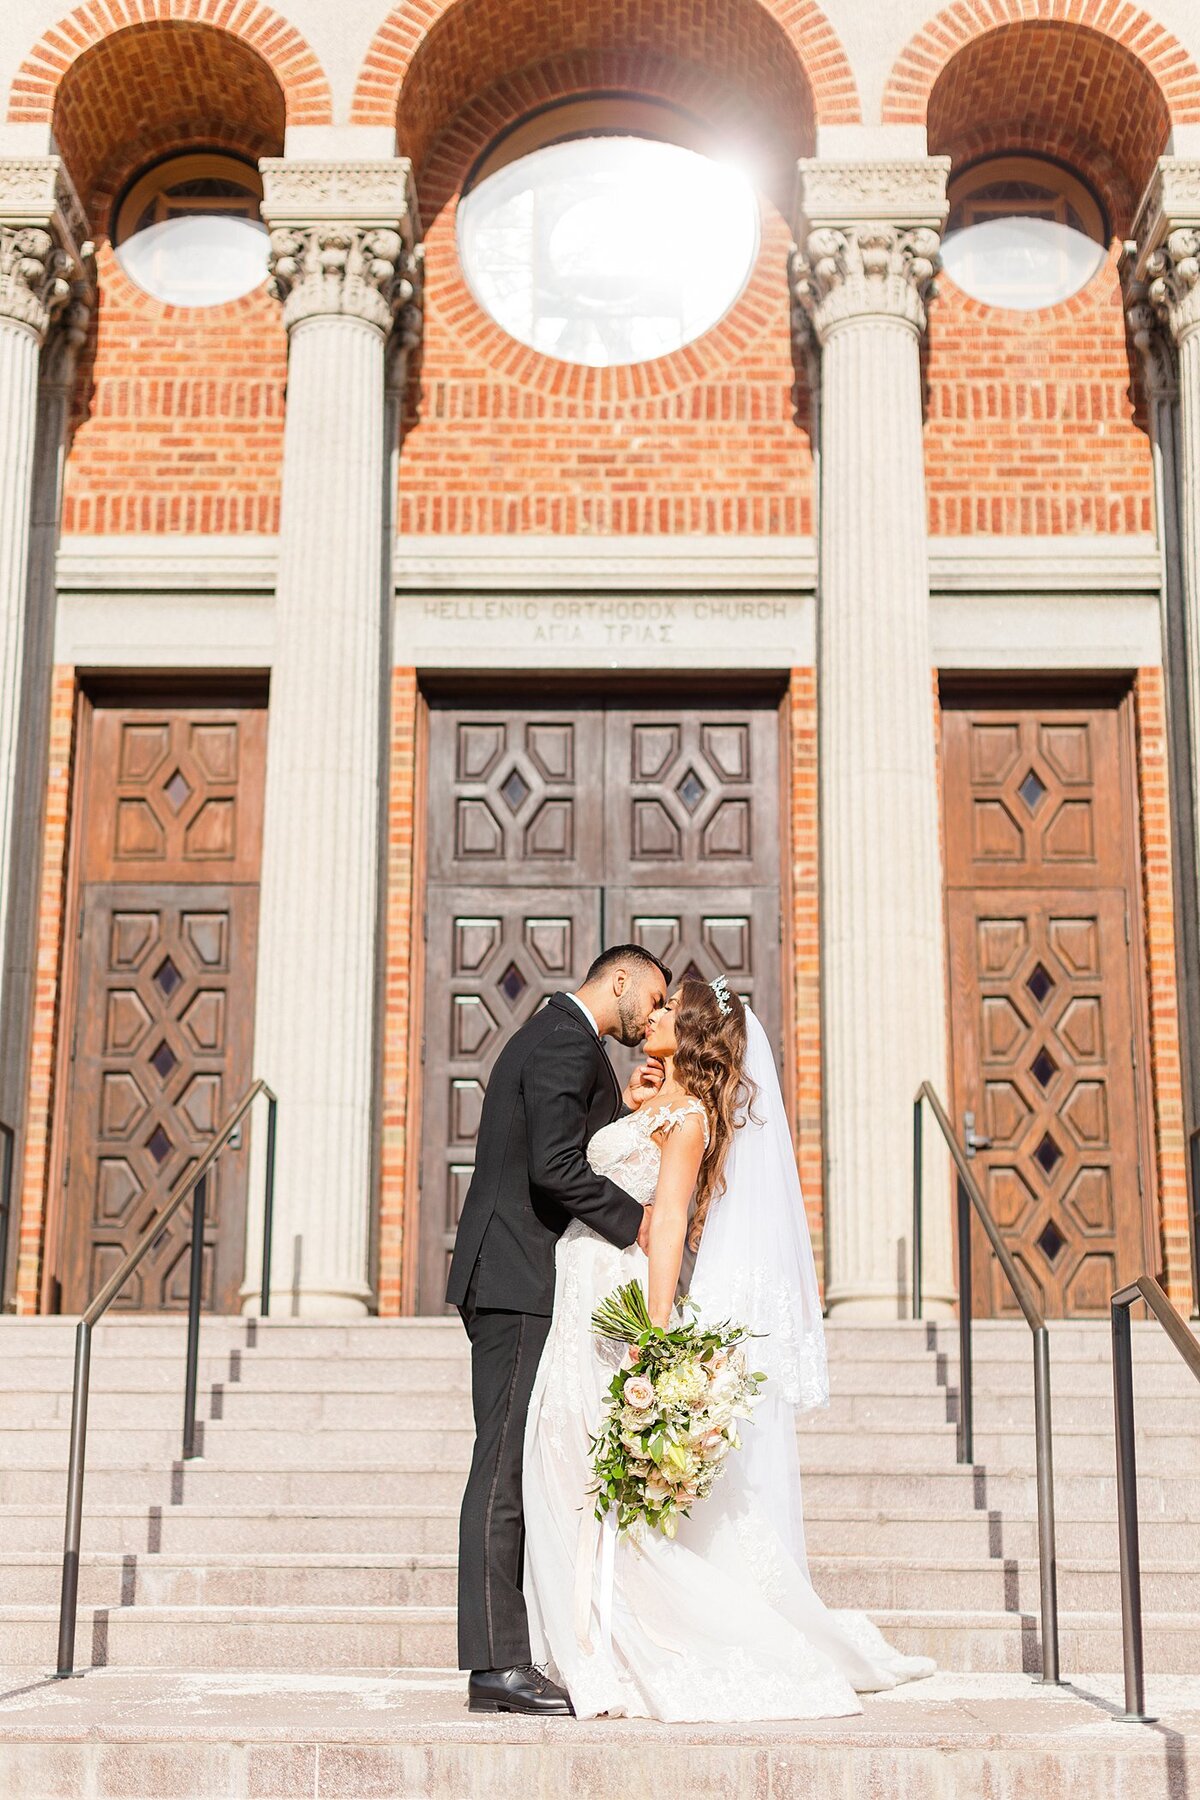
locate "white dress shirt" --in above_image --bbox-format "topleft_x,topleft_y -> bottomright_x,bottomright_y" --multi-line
564,992 -> 600,1037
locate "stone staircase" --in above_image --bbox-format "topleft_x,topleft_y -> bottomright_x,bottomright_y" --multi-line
1,1314 -> 1198,1672
0,1313 -> 1198,1795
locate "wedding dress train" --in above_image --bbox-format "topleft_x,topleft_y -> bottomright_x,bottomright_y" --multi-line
521,1023 -> 934,1722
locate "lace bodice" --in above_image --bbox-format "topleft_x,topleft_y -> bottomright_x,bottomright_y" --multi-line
587,1099 -> 710,1206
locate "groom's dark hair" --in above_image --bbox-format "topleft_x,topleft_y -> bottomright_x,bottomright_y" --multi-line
584,943 -> 672,987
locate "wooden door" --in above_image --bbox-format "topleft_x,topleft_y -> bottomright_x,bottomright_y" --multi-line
420,693 -> 784,1312
58,701 -> 266,1313
943,697 -> 1152,1317
419,888 -> 601,1310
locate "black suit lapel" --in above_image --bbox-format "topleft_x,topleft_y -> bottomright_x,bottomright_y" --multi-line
547,992 -> 622,1108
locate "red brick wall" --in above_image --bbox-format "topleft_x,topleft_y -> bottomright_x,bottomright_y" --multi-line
1134,667 -> 1193,1312
63,247 -> 287,535
789,669 -> 823,1291
15,670 -> 76,1316
924,253 -> 1153,536
378,669 -> 421,1316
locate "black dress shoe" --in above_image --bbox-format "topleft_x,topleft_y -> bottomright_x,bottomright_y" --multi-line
468,1663 -> 575,1716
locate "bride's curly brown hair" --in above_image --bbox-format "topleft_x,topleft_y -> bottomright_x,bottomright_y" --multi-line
671,978 -> 755,1250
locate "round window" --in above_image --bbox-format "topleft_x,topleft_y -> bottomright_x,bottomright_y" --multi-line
941,157 -> 1107,311
457,129 -> 760,367
114,154 -> 267,307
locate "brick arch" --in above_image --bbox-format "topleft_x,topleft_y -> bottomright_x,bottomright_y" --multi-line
352,0 -> 860,158
902,16 -> 1181,235
7,0 -> 333,132
883,1 -> 1200,130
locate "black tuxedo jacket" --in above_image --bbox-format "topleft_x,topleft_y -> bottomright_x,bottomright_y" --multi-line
445,992 -> 645,1316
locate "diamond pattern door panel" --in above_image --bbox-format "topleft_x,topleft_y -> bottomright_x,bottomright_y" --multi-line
427,708 -> 604,885
943,698 -> 1152,1318
418,887 -> 600,1312
604,709 -> 779,886
420,697 -> 785,1312
58,700 -> 265,1314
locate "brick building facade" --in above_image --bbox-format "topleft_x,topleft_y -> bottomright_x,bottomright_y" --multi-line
0,0 -> 1197,1322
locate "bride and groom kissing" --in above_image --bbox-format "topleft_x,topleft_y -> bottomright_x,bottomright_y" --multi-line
446,944 -> 933,1722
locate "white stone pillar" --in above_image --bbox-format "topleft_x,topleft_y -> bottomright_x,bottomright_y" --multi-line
249,162 -> 420,1316
792,160 -> 954,1316
1131,160 -> 1200,1287
0,161 -> 88,1142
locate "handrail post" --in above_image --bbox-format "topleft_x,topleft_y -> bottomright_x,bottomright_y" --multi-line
956,1175 -> 973,1465
1031,1324 -> 1061,1683
260,1094 -> 277,1319
55,1319 -> 91,1677
0,1121 -> 13,1310
912,1096 -> 923,1321
182,1172 -> 207,1460
1111,1292 -> 1154,1722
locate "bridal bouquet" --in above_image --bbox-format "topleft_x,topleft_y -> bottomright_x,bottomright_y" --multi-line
588,1280 -> 766,1539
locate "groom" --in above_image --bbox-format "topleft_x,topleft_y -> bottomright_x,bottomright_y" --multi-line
446,943 -> 671,1715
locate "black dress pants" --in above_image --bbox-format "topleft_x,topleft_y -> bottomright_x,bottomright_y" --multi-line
456,1256 -> 552,1672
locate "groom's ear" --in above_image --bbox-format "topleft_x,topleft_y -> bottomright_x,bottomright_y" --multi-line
611,967 -> 627,997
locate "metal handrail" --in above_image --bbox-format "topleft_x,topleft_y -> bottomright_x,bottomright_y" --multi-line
0,1118 -> 14,1313
56,1078 -> 277,1678
1110,1273 -> 1200,1723
913,1080 -> 1061,1685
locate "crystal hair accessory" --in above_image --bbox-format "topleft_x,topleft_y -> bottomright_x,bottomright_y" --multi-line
710,974 -> 733,1017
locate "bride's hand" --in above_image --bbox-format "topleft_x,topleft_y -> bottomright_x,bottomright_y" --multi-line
623,1058 -> 665,1110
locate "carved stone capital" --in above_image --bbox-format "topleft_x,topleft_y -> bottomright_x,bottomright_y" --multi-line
267,224 -> 421,333
791,159 -> 949,342
43,282 -> 93,388
1129,159 -> 1200,346
0,157 -> 92,341
260,160 -> 423,339
790,223 -> 942,340
1122,262 -> 1178,402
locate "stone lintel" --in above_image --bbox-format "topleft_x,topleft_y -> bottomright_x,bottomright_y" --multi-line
793,158 -> 950,239
259,159 -> 420,243
0,156 -> 91,270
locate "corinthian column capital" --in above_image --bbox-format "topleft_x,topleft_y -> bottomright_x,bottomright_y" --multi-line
791,158 -> 949,343
1130,159 -> 1200,346
1123,270 -> 1179,403
260,160 -> 423,339
0,158 -> 91,341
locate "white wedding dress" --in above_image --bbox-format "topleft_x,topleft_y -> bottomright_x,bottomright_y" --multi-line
522,1015 -> 934,1722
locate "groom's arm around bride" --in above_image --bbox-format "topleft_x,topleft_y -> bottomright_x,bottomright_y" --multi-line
444,945 -> 670,1713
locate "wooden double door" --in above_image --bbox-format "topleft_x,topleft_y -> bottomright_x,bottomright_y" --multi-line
419,696 -> 784,1312
54,693 -> 266,1314
943,687 -> 1155,1317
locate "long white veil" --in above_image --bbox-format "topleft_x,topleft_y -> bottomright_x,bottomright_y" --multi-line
689,1005 -> 828,1567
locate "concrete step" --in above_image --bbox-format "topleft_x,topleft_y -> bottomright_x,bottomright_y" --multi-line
8,1460 -> 1198,1513
3,1602 -> 1198,1674
6,1548 -> 1199,1616
0,1503 -> 463,1554
1,1418 -> 969,1471
2,1668 -> 1197,1800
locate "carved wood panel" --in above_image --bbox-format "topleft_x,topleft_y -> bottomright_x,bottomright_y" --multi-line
427,708 -> 604,885
418,886 -> 600,1312
943,700 -> 1151,1317
59,702 -> 265,1313
421,697 -> 783,1311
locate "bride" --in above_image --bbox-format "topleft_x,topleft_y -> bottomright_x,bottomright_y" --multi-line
522,975 -> 934,1721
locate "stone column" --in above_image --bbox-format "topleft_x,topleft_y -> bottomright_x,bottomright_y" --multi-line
0,160 -> 88,1156
1130,160 -> 1200,1290
792,160 -> 954,1316
250,162 -> 421,1316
